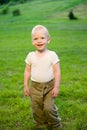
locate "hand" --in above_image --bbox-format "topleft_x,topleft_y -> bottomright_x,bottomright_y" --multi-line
24,86 -> 30,96
52,87 -> 59,97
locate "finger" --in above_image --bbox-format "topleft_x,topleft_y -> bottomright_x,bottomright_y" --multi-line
52,93 -> 57,97
24,91 -> 29,96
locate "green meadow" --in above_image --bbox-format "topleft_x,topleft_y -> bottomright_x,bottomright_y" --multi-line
0,0 -> 87,129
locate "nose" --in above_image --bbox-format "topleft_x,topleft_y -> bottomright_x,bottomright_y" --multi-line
37,38 -> 41,43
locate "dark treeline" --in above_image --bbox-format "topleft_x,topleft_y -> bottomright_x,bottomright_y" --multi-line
0,0 -> 9,4
0,0 -> 32,5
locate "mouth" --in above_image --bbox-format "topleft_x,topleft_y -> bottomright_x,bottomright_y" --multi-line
37,44 -> 43,47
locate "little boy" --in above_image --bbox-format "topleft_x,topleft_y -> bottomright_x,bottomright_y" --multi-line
24,25 -> 62,130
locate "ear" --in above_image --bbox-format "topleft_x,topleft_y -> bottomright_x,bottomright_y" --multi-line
32,40 -> 35,45
47,38 -> 50,44
32,42 -> 35,45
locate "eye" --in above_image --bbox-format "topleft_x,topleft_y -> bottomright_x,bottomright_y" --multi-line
33,38 -> 38,40
41,37 -> 45,39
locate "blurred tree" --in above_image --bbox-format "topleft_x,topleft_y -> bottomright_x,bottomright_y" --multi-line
68,10 -> 78,20
12,8 -> 21,16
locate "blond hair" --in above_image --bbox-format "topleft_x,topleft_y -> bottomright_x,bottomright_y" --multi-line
31,25 -> 50,39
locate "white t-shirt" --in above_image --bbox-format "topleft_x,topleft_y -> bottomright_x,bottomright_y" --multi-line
25,50 -> 60,83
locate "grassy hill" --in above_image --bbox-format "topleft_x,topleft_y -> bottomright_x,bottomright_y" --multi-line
0,0 -> 87,130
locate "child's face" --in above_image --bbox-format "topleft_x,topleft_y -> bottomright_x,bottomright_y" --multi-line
32,29 -> 50,52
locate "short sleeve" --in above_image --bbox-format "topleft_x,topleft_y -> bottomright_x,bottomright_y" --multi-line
50,51 -> 60,65
25,53 -> 31,65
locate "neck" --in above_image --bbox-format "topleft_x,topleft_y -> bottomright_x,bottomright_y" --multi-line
36,49 -> 48,57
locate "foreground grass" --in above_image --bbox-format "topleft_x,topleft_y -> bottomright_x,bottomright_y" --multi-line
0,0 -> 87,130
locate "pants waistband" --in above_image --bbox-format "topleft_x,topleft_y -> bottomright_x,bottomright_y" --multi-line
31,79 -> 54,85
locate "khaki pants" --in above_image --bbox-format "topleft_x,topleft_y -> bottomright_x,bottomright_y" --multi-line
30,79 -> 61,129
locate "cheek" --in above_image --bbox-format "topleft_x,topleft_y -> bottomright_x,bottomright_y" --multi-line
43,39 -> 47,43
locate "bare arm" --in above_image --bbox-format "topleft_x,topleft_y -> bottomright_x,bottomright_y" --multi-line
24,64 -> 31,96
52,62 -> 61,97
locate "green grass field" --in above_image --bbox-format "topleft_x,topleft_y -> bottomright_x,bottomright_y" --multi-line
0,0 -> 87,130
